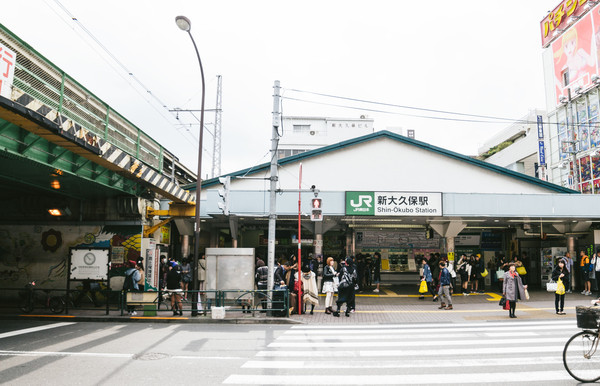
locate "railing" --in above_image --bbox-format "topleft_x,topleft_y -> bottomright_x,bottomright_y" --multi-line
0,23 -> 180,175
0,287 -> 289,317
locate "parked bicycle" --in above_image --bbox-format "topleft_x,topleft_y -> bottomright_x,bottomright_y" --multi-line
18,280 -> 63,314
563,305 -> 600,382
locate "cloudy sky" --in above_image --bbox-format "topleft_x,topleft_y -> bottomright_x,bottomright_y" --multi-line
2,0 -> 560,177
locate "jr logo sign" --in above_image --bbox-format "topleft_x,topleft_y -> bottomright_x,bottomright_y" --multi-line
346,192 -> 375,215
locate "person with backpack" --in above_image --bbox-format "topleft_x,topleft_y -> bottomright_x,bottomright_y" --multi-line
123,260 -> 141,316
581,250 -> 592,295
332,257 -> 357,317
166,261 -> 183,316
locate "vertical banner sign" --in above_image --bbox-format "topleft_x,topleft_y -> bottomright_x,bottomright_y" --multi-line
537,115 -> 547,181
0,43 -> 15,99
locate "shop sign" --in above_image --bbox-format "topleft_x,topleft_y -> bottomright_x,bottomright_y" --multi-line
346,191 -> 442,216
541,0 -> 593,48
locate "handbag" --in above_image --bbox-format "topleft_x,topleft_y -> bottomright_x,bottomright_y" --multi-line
546,280 -> 557,292
496,269 -> 505,280
516,266 -> 527,275
503,299 -> 511,310
481,268 -> 488,278
524,289 -> 530,300
419,280 -> 428,293
556,278 -> 566,295
499,297 -> 506,307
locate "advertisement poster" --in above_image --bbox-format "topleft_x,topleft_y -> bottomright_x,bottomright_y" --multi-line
552,11 -> 596,105
70,248 -> 110,280
160,224 -> 170,244
580,155 -> 592,182
111,246 -> 125,264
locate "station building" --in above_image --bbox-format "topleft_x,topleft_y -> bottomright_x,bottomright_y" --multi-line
196,130 -> 600,289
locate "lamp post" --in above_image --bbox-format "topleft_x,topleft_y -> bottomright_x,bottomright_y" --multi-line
176,15 -> 205,317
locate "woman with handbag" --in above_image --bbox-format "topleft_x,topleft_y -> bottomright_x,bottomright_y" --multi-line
552,258 -> 569,315
420,258 -> 436,301
503,263 -> 527,318
322,257 -> 338,314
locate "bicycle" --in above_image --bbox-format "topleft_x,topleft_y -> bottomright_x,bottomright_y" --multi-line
18,280 -> 63,314
563,305 -> 600,382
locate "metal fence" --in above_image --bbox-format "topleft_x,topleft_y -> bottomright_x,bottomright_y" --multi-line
0,23 -> 175,172
0,287 -> 289,317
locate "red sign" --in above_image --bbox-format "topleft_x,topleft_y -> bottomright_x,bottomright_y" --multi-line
541,0 -> 592,47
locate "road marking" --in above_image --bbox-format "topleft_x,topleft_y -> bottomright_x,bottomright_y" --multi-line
284,324 -> 576,336
256,345 -> 566,357
20,315 -> 76,318
268,336 -> 567,348
0,350 -> 130,358
0,350 -> 245,360
242,355 -> 565,369
289,320 -> 573,330
224,370 -> 592,384
0,322 -> 76,340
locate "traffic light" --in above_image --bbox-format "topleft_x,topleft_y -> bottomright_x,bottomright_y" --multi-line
310,197 -> 322,221
217,176 -> 230,215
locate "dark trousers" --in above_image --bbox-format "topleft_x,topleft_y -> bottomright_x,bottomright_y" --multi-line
509,300 -> 516,316
555,293 -> 565,312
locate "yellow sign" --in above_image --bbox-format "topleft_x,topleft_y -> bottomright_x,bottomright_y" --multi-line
160,224 -> 171,244
448,252 -> 455,262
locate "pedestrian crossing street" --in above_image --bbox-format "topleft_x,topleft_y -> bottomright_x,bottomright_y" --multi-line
223,320 -> 588,385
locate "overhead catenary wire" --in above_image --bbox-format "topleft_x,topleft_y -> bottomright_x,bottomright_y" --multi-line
47,0 -> 199,148
283,88 -> 599,128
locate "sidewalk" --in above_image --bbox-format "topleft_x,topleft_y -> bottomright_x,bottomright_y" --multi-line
1,286 -> 595,325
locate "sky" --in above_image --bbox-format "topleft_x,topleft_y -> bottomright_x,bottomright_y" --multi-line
2,0 -> 561,178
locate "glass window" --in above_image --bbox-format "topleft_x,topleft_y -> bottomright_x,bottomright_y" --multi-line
293,125 -> 310,133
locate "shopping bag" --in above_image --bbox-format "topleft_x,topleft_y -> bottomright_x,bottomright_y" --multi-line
499,297 -> 506,307
496,269 -> 505,280
332,277 -> 339,293
556,278 -> 566,295
524,289 -> 530,300
419,280 -> 428,294
546,281 -> 557,292
516,266 -> 527,275
481,268 -> 489,278
503,299 -> 511,310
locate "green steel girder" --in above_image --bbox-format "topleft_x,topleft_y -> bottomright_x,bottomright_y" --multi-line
0,119 -> 139,197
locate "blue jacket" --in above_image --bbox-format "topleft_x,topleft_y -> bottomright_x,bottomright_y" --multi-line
423,263 -> 432,282
440,267 -> 452,286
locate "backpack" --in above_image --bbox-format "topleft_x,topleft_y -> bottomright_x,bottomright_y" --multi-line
338,268 -> 355,290
122,270 -> 136,291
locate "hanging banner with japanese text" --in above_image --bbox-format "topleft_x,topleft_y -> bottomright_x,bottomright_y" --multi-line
0,43 -> 16,99
346,191 -> 443,216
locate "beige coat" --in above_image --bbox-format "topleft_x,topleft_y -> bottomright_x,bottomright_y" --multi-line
299,271 -> 319,306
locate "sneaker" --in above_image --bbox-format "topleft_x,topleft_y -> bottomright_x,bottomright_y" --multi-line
582,291 -> 588,295
373,289 -> 379,293
587,291 -> 593,296
463,292 -> 469,296
566,290 -> 572,294
131,311 -> 137,316
445,305 -> 453,310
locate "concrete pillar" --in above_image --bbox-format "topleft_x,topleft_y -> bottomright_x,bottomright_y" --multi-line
445,236 -> 455,262
346,232 -> 354,257
567,235 -> 577,290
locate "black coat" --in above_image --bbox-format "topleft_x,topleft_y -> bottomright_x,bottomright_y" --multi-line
551,266 -> 570,289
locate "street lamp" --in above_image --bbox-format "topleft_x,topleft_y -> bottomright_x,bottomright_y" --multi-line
176,15 -> 205,317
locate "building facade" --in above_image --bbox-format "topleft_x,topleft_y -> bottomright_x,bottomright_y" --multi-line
541,0 -> 600,193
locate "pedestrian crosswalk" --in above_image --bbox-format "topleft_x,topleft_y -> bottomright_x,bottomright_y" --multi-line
223,320 -> 586,385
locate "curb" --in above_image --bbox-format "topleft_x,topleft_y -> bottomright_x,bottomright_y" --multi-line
0,314 -> 302,324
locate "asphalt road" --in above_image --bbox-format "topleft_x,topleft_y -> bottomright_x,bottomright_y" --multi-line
0,319 -> 593,385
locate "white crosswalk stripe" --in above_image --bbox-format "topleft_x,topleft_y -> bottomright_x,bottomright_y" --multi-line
223,320 -> 588,385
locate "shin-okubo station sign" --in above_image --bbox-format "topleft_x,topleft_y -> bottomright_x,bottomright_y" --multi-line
346,191 -> 442,216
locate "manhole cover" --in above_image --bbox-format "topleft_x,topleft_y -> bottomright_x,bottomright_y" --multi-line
132,352 -> 171,361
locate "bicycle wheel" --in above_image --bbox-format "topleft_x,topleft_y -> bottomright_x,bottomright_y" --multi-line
563,330 -> 600,383
49,296 -> 65,314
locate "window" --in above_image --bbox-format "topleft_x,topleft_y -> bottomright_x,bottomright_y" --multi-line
293,125 -> 310,134
562,70 -> 570,87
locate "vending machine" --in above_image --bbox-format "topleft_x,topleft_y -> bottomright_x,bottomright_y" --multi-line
541,247 -> 567,287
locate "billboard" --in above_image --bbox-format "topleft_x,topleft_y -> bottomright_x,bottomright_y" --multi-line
541,0 -> 593,48
551,7 -> 598,104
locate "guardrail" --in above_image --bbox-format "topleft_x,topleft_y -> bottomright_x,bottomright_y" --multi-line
0,287 -> 289,317
0,23 -> 180,174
